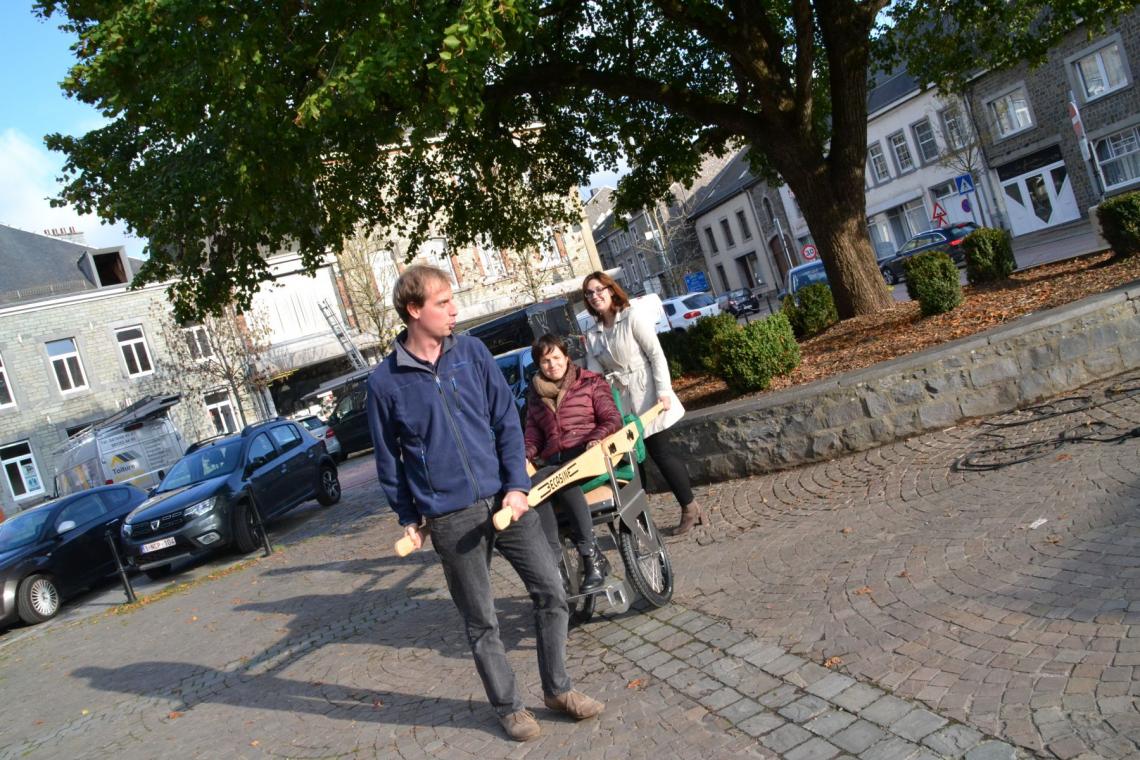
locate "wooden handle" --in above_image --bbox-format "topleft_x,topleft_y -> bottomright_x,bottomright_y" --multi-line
492,506 -> 513,531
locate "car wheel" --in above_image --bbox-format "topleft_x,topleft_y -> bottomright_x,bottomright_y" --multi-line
232,500 -> 262,554
143,564 -> 173,581
316,465 -> 341,506
17,574 -> 61,624
881,267 -> 897,285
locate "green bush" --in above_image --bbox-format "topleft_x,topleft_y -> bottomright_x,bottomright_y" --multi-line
657,330 -> 691,378
710,312 -> 801,393
781,282 -> 837,339
904,250 -> 962,316
963,227 -> 1015,283
687,312 -> 740,372
1097,191 -> 1140,258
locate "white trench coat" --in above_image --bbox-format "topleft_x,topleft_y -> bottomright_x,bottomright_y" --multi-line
584,300 -> 685,438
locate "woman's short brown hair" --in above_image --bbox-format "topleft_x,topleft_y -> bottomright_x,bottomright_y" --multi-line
531,333 -> 570,366
581,271 -> 631,319
392,264 -> 452,323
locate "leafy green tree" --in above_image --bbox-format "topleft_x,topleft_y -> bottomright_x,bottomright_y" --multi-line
36,0 -> 1133,321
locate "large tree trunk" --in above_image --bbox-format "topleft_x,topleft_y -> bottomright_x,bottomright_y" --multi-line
793,188 -> 893,319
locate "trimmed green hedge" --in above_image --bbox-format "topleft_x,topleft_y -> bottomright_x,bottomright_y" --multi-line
904,250 -> 962,316
1097,191 -> 1140,258
963,227 -> 1015,283
710,312 -> 802,393
781,282 -> 838,339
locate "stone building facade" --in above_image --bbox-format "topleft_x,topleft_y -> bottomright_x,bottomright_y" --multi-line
965,11 -> 1140,236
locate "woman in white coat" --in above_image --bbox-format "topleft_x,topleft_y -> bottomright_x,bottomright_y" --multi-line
581,271 -> 706,535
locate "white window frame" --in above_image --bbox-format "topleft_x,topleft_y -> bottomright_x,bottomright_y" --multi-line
868,142 -> 890,183
1068,36 -> 1130,104
476,239 -> 507,281
46,337 -> 88,394
940,107 -> 970,151
888,131 -> 915,174
986,85 -> 1034,139
1,441 -> 44,501
115,325 -> 154,378
1095,125 -> 1140,191
911,117 -> 940,164
204,389 -> 239,436
0,352 -> 14,408
422,237 -> 460,286
718,217 -> 736,248
183,325 -> 214,361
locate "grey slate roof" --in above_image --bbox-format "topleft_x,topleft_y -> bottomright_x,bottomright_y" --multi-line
687,147 -> 759,220
867,64 -> 921,115
0,224 -> 139,306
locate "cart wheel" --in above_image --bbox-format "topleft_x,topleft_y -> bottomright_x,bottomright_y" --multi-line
561,538 -> 596,626
618,509 -> 674,607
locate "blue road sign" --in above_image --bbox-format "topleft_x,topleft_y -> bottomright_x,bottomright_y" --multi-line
955,174 -> 975,195
684,271 -> 709,293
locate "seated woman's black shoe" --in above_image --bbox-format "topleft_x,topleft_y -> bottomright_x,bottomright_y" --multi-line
579,542 -> 611,593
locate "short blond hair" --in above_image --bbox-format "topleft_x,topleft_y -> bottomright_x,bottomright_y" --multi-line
392,265 -> 452,323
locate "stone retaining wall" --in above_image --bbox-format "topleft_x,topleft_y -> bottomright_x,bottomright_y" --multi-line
655,281 -> 1140,487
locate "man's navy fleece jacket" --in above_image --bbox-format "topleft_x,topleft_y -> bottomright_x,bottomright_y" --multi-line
366,333 -> 531,526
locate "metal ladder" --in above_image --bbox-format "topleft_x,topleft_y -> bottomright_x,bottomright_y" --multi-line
318,299 -> 368,370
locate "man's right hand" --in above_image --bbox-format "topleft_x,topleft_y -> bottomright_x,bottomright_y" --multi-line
403,523 -> 424,551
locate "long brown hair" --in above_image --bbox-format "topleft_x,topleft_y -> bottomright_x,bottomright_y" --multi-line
581,271 -> 631,319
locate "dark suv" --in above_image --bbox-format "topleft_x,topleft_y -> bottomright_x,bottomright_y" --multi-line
879,223 -> 978,284
120,419 -> 340,578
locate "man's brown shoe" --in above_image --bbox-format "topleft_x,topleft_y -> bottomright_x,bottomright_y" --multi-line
499,709 -> 541,741
543,689 -> 604,720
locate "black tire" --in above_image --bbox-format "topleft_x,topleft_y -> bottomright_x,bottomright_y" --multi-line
617,509 -> 674,607
143,565 -> 173,581
561,539 -> 596,626
17,574 -> 61,624
881,267 -> 897,285
316,465 -> 341,506
232,500 -> 261,554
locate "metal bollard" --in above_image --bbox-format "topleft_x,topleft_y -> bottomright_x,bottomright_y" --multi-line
104,528 -> 137,604
244,486 -> 274,557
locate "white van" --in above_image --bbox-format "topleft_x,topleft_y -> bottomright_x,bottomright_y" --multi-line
576,293 -> 670,335
53,394 -> 186,497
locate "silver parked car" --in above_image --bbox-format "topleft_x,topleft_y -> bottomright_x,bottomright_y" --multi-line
297,415 -> 344,461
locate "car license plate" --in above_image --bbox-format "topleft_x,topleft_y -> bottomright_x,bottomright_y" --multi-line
142,537 -> 176,554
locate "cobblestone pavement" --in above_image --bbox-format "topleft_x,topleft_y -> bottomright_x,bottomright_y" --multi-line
0,372 -> 1137,759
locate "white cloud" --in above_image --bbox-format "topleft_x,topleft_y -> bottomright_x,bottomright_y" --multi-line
0,127 -> 145,257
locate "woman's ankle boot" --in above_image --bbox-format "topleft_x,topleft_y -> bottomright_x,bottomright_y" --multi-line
670,501 -> 706,536
580,541 -> 610,593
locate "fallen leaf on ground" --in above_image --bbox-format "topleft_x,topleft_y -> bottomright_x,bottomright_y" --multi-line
167,711 -> 182,720
840,527 -> 854,535
627,678 -> 647,689
853,586 -> 873,595
676,253 -> 1140,411
1046,534 -> 1063,544
897,570 -> 910,578
250,740 -> 260,747
823,656 -> 843,668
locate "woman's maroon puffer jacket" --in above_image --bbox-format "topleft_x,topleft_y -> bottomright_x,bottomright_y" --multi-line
524,367 -> 623,463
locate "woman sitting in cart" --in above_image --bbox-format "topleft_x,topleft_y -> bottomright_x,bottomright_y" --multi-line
524,334 -> 623,593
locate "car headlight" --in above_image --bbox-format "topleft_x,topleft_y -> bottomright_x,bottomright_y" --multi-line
184,497 -> 218,519
121,522 -> 132,537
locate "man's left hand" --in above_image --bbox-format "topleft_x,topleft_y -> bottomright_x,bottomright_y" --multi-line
502,490 -> 529,521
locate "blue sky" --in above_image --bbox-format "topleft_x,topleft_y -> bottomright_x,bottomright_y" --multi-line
0,4 -> 144,255
0,5 -> 620,260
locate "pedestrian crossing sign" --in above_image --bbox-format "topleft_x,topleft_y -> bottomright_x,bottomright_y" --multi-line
955,174 -> 975,195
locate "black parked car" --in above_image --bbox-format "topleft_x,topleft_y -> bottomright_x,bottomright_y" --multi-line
327,376 -> 374,457
722,288 -> 762,316
120,419 -> 340,578
880,222 -> 978,284
0,484 -> 147,627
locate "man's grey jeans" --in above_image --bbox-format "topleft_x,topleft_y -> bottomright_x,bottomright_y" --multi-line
428,497 -> 572,715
